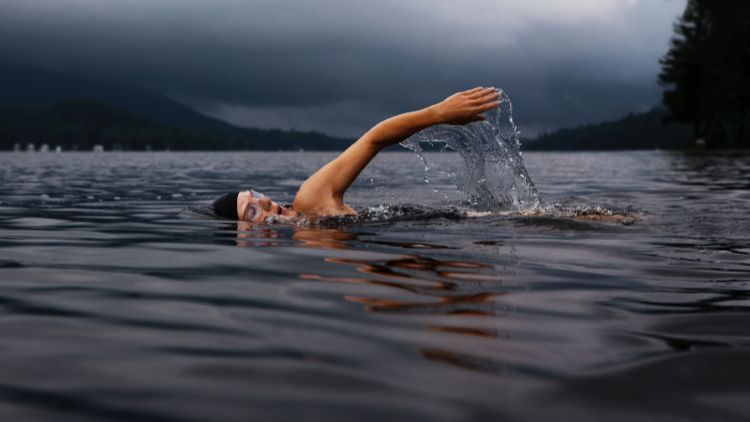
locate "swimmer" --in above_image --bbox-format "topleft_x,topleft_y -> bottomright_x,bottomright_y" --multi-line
212,87 -> 502,222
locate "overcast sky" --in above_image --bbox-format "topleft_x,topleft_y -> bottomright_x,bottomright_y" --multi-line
0,0 -> 686,137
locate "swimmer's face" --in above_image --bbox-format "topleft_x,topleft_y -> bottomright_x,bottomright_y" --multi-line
237,190 -> 296,223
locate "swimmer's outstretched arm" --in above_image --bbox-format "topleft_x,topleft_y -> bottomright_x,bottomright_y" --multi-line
292,87 -> 501,216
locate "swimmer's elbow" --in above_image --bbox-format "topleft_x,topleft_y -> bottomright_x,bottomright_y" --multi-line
362,123 -> 409,151
356,128 -> 390,151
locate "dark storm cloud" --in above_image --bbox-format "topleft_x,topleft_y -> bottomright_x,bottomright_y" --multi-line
0,0 -> 686,136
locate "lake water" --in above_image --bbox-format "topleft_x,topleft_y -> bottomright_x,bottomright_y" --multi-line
0,150 -> 749,421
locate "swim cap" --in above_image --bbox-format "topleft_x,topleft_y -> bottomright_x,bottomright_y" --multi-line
212,192 -> 239,219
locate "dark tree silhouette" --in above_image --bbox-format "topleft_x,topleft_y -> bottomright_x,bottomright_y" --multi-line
660,0 -> 750,147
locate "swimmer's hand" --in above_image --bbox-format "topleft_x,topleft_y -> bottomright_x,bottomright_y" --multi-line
430,87 -> 501,125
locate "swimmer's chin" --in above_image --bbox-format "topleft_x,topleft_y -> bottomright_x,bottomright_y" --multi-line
282,206 -> 299,217
263,209 -> 307,225
269,205 -> 299,220
264,214 -> 298,224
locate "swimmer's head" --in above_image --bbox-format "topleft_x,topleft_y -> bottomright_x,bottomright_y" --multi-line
212,192 -> 239,219
213,190 -> 295,222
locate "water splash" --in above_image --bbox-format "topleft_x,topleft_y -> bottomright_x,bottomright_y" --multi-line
401,91 -> 541,211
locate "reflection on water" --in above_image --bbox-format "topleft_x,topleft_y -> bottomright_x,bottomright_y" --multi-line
305,255 -> 504,315
664,151 -> 750,189
235,221 -> 283,247
232,224 -> 515,371
291,227 -> 511,370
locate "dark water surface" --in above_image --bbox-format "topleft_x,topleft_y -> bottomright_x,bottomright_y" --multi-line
0,151 -> 749,421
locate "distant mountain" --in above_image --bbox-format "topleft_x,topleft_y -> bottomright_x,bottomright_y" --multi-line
0,102 -> 352,151
525,109 -> 693,150
0,68 -> 234,132
1,102 -> 200,150
0,68 -> 353,150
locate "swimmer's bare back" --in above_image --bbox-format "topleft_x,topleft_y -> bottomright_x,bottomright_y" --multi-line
291,87 -> 501,218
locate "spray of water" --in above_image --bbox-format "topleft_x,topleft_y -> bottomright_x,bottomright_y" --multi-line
401,91 -> 541,211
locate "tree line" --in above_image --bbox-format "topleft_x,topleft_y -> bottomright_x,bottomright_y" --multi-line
660,0 -> 750,147
526,108 -> 692,151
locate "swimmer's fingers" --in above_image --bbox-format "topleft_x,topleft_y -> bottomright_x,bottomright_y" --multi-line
470,90 -> 501,106
463,87 -> 486,96
433,88 -> 499,125
467,87 -> 499,99
474,100 -> 501,114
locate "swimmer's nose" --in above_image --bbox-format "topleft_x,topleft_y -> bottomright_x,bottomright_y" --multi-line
258,197 -> 273,211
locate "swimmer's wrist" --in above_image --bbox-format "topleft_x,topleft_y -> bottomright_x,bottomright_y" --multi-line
424,104 -> 443,125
